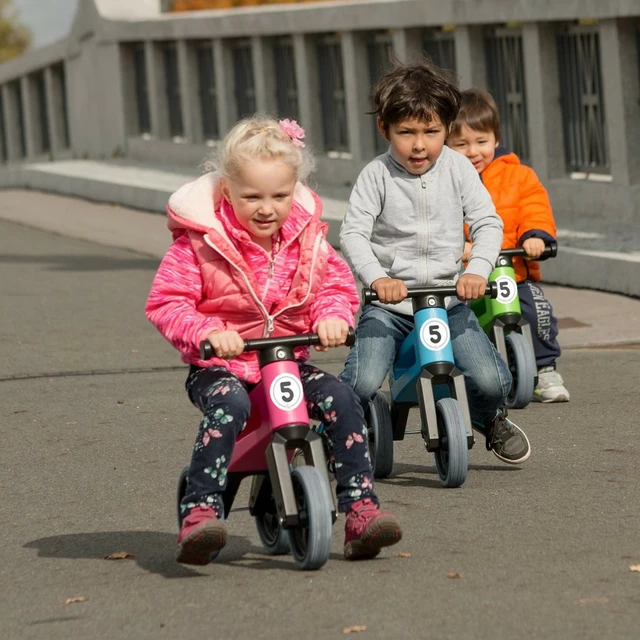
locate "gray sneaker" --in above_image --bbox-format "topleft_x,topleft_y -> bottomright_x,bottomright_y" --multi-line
533,367 -> 570,403
483,408 -> 531,464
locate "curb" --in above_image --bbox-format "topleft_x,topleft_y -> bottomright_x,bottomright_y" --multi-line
1,162 -> 638,299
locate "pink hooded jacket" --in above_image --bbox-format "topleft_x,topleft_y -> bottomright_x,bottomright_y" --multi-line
145,172 -> 359,383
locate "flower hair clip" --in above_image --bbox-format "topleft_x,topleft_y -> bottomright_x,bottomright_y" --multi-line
279,118 -> 306,148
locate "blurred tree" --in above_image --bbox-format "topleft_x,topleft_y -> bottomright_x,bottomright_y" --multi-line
0,0 -> 32,63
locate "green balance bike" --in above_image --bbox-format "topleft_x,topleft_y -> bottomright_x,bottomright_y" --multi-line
471,241 -> 558,409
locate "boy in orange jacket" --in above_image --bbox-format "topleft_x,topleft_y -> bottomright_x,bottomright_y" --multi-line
447,88 -> 569,403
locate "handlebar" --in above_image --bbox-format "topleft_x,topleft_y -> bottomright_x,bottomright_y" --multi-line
500,240 -> 558,259
362,282 -> 498,305
199,327 -> 356,361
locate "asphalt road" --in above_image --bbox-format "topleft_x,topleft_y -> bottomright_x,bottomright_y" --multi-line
1,219 -> 639,639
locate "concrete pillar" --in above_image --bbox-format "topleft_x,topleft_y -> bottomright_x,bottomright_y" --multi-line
293,33 -> 322,149
213,38 -> 234,135
341,31 -> 375,163
522,22 -> 566,180
44,67 -> 61,154
391,28 -> 422,62
252,36 -> 277,114
454,25 -> 487,90
20,76 -> 37,158
599,19 -> 640,185
177,39 -> 195,142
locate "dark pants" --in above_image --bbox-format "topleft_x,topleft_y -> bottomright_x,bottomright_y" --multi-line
518,281 -> 561,369
181,363 -> 377,519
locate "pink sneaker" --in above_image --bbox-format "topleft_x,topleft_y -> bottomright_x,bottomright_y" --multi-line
177,506 -> 227,565
344,498 -> 402,560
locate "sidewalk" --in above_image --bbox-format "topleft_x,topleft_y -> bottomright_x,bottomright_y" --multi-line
3,158 -> 639,297
1,188 -> 638,351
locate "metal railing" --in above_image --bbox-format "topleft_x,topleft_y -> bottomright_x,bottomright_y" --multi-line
162,41 -> 184,139
231,39 -> 256,120
557,25 -> 608,173
52,62 -> 70,149
0,92 -> 6,162
33,71 -> 50,154
366,31 -> 392,155
316,34 -> 348,153
195,41 -> 218,141
132,43 -> 151,136
272,37 -> 299,122
423,28 -> 456,73
485,26 -> 529,163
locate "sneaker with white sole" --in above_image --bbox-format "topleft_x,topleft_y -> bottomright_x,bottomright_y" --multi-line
533,366 -> 570,403
475,408 -> 531,465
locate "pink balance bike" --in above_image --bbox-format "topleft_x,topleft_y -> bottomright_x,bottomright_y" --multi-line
176,329 -> 355,570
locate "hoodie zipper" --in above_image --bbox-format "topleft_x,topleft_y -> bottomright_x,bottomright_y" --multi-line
419,175 -> 428,283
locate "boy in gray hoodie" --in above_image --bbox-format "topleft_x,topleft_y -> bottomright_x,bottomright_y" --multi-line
339,59 -> 530,464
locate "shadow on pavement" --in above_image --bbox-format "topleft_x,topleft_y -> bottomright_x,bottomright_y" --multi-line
0,254 -> 159,272
24,530 -> 216,578
377,461 -> 520,488
24,530 -> 345,576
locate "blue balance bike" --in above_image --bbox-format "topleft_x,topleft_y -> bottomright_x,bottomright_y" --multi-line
364,283 -> 498,486
471,242 -> 557,409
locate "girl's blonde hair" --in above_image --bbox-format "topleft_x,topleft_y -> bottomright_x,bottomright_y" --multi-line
207,115 -> 315,182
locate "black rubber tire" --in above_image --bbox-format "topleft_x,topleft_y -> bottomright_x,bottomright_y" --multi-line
255,510 -> 290,555
287,466 -> 333,570
367,392 -> 394,479
504,332 -> 537,409
433,398 -> 468,488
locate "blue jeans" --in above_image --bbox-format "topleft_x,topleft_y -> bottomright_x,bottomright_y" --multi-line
339,303 -> 512,424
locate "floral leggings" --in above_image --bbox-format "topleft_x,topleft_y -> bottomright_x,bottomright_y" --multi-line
181,363 -> 378,519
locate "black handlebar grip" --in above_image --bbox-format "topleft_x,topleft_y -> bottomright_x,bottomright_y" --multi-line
487,282 -> 498,299
345,327 -> 356,347
199,340 -> 215,361
362,288 -> 375,305
541,241 -> 558,258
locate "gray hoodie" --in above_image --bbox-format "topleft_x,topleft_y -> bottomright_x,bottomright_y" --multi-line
339,145 -> 503,315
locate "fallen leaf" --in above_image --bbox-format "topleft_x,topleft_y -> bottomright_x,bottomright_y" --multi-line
630,565 -> 640,572
104,551 -> 135,560
63,597 -> 87,606
573,597 -> 609,605
393,552 -> 411,558
446,571 -> 463,579
342,625 -> 367,634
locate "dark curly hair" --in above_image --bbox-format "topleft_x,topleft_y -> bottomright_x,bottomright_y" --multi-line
373,57 -> 461,132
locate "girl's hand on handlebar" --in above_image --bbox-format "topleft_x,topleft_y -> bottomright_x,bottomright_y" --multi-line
456,274 -> 488,301
371,277 -> 408,304
205,330 -> 245,359
315,319 -> 349,351
522,237 -> 545,259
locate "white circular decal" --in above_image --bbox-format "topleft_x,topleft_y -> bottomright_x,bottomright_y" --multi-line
495,276 -> 517,304
270,373 -> 304,411
419,319 -> 451,351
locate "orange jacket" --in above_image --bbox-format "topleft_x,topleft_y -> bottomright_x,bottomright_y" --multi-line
468,151 -> 556,282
